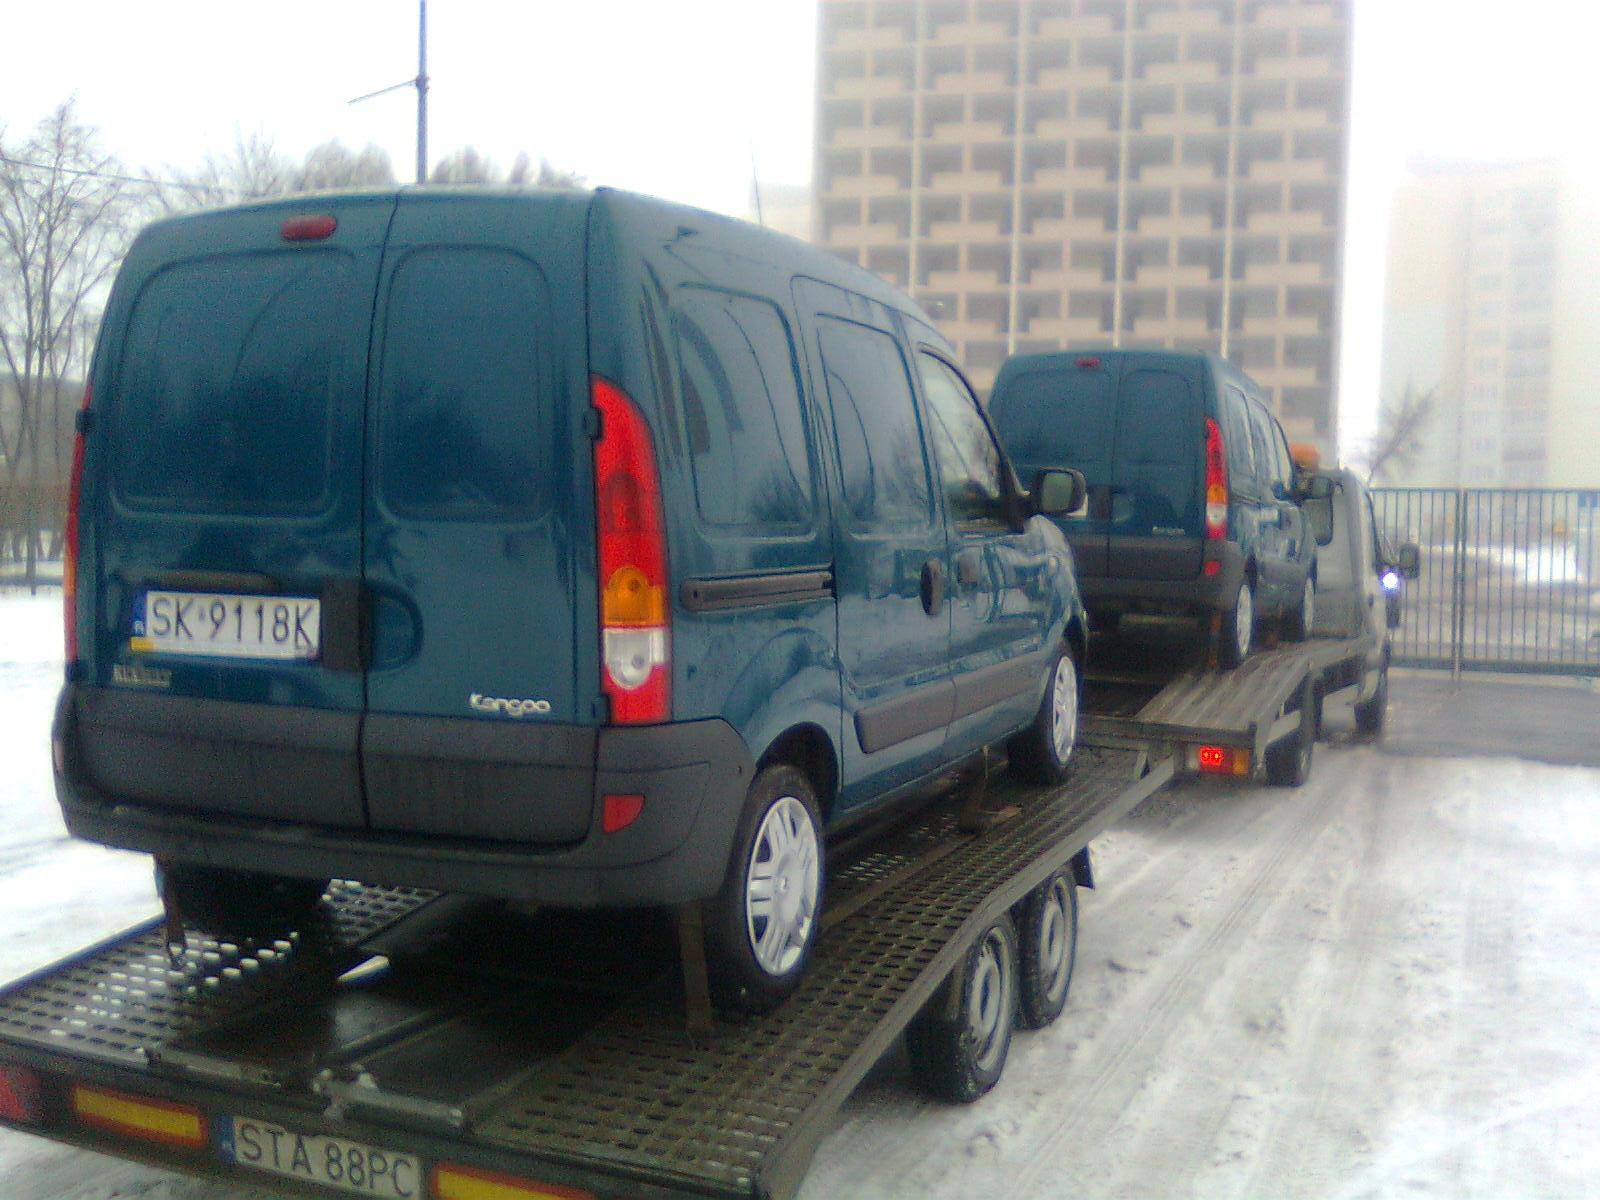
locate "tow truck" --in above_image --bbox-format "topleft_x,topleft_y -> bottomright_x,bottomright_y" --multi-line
0,468 -> 1416,1200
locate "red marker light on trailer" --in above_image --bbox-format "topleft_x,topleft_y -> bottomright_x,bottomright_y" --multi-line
1193,745 -> 1250,777
280,214 -> 337,242
0,1064 -> 43,1125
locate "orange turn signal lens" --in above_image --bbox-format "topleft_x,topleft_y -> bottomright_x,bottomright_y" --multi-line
601,565 -> 666,627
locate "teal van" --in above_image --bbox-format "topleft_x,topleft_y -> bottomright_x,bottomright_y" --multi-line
53,188 -> 1087,1011
989,349 -> 1314,668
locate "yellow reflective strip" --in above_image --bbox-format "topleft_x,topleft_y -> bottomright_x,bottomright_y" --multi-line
433,1164 -> 591,1200
73,1085 -> 204,1146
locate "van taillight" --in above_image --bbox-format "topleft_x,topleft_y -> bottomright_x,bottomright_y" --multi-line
63,385 -> 91,668
592,376 -> 669,724
1204,417 -> 1228,541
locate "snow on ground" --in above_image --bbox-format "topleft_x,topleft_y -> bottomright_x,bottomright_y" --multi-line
1,590 -> 1599,1198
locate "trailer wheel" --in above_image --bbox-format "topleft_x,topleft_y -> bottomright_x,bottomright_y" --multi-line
1218,579 -> 1254,669
155,862 -> 328,937
906,916 -> 1018,1103
705,765 -> 823,1014
1015,870 -> 1078,1030
1007,645 -> 1079,784
1265,676 -> 1316,787
1354,663 -> 1389,739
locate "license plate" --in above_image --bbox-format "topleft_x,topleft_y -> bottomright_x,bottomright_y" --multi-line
132,591 -> 320,661
218,1115 -> 421,1197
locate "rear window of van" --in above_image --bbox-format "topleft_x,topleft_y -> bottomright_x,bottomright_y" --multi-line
990,364 -> 1116,480
112,252 -> 352,514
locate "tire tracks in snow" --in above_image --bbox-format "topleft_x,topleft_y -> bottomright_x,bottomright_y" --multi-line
1009,770 -> 1348,1199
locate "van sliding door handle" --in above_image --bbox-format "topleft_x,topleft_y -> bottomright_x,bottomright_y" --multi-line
920,560 -> 946,617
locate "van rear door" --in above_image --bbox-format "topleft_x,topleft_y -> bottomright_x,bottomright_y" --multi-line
359,193 -> 596,846
1107,362 -> 1203,581
81,197 -> 394,829
988,356 -> 1116,577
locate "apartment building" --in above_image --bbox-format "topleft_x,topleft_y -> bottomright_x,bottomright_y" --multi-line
1380,160 -> 1600,488
813,0 -> 1352,452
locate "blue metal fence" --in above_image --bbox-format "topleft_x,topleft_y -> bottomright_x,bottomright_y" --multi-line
1372,488 -> 1600,677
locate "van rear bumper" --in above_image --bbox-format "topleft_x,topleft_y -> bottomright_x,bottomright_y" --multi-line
53,685 -> 755,907
1079,542 -> 1246,615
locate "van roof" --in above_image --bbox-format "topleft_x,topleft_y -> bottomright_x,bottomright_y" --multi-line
992,347 -> 1262,397
132,186 -> 916,320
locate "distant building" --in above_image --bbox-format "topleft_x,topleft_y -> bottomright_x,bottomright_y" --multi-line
812,0 -> 1352,455
747,181 -> 813,242
1380,161 -> 1600,488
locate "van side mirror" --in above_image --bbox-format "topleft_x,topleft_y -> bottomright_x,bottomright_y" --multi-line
1030,468 -> 1086,517
1396,543 -> 1421,581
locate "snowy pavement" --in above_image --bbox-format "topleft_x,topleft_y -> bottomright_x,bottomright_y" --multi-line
2,589 -> 1599,1198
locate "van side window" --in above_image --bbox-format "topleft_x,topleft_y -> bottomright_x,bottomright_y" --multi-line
672,290 -> 814,529
1245,400 -> 1282,494
1270,419 -> 1296,489
378,248 -> 548,521
1222,386 -> 1256,490
817,319 -> 933,530
917,354 -> 1009,528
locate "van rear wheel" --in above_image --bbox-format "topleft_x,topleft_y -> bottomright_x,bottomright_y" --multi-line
1007,645 -> 1079,784
1218,579 -> 1254,669
704,766 -> 823,1014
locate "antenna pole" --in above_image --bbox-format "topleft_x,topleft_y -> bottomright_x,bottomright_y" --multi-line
748,137 -> 765,227
416,0 -> 429,184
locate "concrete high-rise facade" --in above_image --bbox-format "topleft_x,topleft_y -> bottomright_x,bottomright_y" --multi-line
1380,161 -> 1600,488
813,0 -> 1352,452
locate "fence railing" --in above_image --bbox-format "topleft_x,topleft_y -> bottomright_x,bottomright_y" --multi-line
1372,487 -> 1600,677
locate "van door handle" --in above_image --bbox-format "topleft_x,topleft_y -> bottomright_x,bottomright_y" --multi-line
920,560 -> 946,616
956,549 -> 981,586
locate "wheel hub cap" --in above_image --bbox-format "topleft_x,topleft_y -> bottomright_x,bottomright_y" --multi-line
1050,656 -> 1079,764
967,927 -> 1013,1073
745,796 -> 819,977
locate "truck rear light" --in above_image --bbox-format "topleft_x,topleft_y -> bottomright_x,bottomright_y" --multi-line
1204,418 -> 1228,541
592,376 -> 669,724
63,385 -> 90,668
602,792 -> 645,834
1192,744 -> 1250,777
0,1063 -> 43,1125
71,1084 -> 206,1149
431,1162 -> 595,1200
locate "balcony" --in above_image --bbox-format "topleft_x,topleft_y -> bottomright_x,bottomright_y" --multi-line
926,269 -> 1007,292
829,26 -> 909,52
1244,259 -> 1329,286
928,169 -> 1007,193
1027,267 -> 1107,291
829,75 -> 909,101
1029,216 -> 1114,242
1247,209 -> 1328,235
825,174 -> 905,200
832,125 -> 912,150
929,120 -> 1010,145
933,70 -> 1011,96
1137,212 -> 1216,239
934,19 -> 1011,46
927,219 -> 1008,243
1139,162 -> 1219,189
1248,157 -> 1332,186
1145,59 -> 1219,85
1038,14 -> 1117,39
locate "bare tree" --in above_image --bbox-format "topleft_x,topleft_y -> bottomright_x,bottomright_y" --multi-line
0,100 -> 132,586
144,131 -> 295,215
430,147 -> 585,189
1361,380 -> 1437,485
292,141 -> 396,192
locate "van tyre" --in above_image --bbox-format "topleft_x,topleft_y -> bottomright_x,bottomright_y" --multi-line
1354,664 -> 1389,739
1008,645 -> 1080,784
1283,574 -> 1315,642
1218,578 -> 1254,669
155,862 -> 328,937
1265,676 -> 1316,787
1015,870 -> 1078,1030
906,916 -> 1018,1103
705,765 -> 823,1014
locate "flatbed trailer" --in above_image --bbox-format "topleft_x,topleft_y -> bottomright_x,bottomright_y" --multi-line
0,744 -> 1170,1200
1082,625 -> 1381,786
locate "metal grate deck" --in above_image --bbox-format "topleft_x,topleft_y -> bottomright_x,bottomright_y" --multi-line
0,748 -> 1160,1200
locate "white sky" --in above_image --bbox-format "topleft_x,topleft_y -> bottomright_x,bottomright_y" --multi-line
2,0 -> 1596,454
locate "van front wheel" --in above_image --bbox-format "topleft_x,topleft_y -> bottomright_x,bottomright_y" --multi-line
705,766 -> 823,1014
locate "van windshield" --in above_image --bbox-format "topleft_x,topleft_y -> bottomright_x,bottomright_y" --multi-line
111,251 -> 355,515
990,365 -> 1115,482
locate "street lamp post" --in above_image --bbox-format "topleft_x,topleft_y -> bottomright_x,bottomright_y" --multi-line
349,0 -> 431,185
